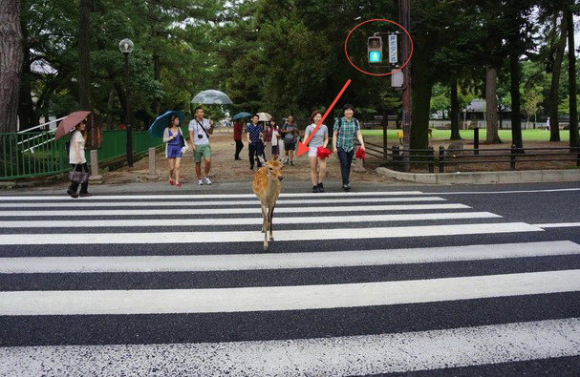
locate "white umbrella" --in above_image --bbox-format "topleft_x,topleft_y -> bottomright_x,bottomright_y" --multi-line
257,112 -> 272,122
191,90 -> 233,105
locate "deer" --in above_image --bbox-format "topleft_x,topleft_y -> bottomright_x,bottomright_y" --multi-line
252,157 -> 284,251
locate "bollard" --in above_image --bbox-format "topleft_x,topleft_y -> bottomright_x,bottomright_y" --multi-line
439,145 -> 445,173
392,145 -> 400,171
510,144 -> 517,170
148,147 -> 158,179
89,150 -> 102,181
428,146 -> 434,173
474,127 -> 479,155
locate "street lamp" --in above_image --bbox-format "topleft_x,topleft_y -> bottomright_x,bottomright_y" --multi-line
119,38 -> 134,167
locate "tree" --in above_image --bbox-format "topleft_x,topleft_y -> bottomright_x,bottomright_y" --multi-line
485,68 -> 501,143
78,0 -> 92,111
565,3 -> 579,148
0,0 -> 23,133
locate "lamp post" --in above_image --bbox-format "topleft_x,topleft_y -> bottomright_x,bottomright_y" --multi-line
119,38 -> 134,167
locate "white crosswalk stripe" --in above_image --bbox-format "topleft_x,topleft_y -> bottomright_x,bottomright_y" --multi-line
0,191 -> 578,376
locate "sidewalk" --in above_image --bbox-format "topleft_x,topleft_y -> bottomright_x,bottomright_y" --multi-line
1,129 -> 578,195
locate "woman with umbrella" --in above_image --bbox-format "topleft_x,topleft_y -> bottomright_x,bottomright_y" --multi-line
67,120 -> 91,198
232,112 -> 251,160
163,114 -> 185,187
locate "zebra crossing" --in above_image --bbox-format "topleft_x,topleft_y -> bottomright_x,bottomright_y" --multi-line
0,191 -> 579,376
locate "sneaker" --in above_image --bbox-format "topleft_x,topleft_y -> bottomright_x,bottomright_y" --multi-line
317,182 -> 324,193
342,184 -> 351,191
204,177 -> 212,185
169,179 -> 174,186
312,185 -> 318,193
176,183 -> 182,188
79,192 -> 92,197
250,166 -> 254,170
67,189 -> 78,198
198,179 -> 203,185
290,160 -> 294,166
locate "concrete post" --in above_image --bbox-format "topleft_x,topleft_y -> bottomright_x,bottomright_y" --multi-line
148,147 -> 158,179
354,157 -> 366,172
89,150 -> 102,181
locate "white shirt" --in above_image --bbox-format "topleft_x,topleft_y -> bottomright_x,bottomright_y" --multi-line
69,131 -> 87,164
188,118 -> 211,146
271,129 -> 280,146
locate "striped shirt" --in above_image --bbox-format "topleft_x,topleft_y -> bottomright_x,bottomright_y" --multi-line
333,117 -> 360,152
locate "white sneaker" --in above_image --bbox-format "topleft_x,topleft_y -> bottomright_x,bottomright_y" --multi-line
198,179 -> 203,185
204,177 -> 212,185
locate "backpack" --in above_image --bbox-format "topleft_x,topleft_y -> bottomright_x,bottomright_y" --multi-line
335,117 -> 360,136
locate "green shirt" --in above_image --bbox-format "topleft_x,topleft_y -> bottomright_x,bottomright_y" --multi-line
334,117 -> 359,152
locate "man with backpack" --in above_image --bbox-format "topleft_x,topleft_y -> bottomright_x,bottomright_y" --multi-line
332,104 -> 366,191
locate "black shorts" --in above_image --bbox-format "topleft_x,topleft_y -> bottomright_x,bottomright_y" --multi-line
284,142 -> 296,151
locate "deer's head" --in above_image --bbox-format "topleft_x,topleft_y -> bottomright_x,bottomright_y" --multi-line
266,158 -> 284,182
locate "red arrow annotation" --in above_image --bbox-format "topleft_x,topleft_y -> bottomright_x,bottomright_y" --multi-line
296,79 -> 352,157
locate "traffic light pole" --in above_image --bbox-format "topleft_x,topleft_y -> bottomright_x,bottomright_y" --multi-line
400,0 -> 411,172
124,52 -> 134,168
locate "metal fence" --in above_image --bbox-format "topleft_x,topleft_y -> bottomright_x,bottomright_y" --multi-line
386,144 -> 580,173
0,130 -> 165,181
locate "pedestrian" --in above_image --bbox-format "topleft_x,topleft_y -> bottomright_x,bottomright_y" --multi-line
281,115 -> 298,165
233,119 -> 244,160
188,106 -> 215,185
332,104 -> 366,191
163,114 -> 185,188
304,110 -> 329,193
67,120 -> 91,198
263,119 -> 279,161
271,121 -> 281,160
246,114 -> 264,170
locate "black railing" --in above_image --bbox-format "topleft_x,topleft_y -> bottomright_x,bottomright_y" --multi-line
382,145 -> 580,173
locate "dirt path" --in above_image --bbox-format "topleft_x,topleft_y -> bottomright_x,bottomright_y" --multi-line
105,129 -> 392,185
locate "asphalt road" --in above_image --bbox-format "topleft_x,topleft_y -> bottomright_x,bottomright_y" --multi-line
0,182 -> 579,376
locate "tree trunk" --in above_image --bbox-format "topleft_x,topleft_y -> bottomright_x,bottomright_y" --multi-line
0,0 -> 23,133
106,89 -> 114,129
410,39 -> 432,151
450,78 -> 461,140
78,0 -> 92,110
549,13 -> 567,142
509,53 -> 523,149
17,37 -> 38,131
485,67 -> 502,143
566,8 -> 578,148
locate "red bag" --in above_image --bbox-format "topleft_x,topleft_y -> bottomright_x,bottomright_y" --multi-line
355,147 -> 366,160
316,146 -> 331,159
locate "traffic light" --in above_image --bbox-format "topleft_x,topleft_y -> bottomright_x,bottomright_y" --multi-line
368,36 -> 383,64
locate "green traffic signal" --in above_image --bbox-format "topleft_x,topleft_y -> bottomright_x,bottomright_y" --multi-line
369,51 -> 382,63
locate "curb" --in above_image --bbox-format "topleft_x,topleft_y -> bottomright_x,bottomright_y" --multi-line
375,167 -> 580,184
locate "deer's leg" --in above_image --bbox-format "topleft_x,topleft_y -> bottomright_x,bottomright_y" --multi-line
261,204 -> 268,233
268,204 -> 275,241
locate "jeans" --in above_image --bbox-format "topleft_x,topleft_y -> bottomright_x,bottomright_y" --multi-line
234,140 -> 244,159
248,142 -> 263,168
337,147 -> 354,185
69,163 -> 89,194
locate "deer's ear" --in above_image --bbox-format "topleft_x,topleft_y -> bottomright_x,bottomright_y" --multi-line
273,155 -> 278,161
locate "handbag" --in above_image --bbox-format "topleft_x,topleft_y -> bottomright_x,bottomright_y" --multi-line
178,130 -> 186,148
69,164 -> 89,184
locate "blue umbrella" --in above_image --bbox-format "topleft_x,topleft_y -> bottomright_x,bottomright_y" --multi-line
232,112 -> 252,121
148,110 -> 185,138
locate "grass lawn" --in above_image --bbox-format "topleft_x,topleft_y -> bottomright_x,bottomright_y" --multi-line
362,129 -> 570,143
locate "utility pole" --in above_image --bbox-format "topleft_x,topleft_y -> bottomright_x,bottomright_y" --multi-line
400,0 -> 411,172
